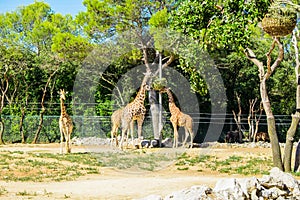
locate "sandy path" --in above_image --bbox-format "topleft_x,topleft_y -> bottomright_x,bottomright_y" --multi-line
0,171 -> 228,200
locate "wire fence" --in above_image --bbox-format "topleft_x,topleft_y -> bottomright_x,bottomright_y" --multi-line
0,112 -> 298,143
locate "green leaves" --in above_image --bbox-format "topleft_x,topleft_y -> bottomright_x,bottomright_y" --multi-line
52,32 -> 92,61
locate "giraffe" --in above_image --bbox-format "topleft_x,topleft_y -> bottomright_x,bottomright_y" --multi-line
110,107 -> 135,146
160,87 -> 194,148
59,89 -> 73,154
119,72 -> 151,149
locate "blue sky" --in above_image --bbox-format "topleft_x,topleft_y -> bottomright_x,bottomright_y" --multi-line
0,0 -> 86,16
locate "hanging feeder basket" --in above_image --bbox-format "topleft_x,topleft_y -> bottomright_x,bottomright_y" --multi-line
152,78 -> 167,91
262,2 -> 297,37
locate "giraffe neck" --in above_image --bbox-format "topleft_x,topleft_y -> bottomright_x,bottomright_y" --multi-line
166,89 -> 180,114
134,86 -> 146,104
60,98 -> 67,116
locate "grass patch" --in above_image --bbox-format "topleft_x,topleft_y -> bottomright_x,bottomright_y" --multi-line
0,186 -> 7,196
0,150 -> 175,182
176,153 -> 272,176
94,151 -> 174,171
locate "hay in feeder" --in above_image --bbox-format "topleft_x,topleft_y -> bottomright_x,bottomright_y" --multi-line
152,78 -> 167,90
262,3 -> 297,37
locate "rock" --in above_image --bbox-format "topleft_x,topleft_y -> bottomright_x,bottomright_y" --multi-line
161,138 -> 173,148
137,194 -> 162,200
213,178 -> 247,200
269,167 -> 299,189
164,185 -> 211,200
237,177 -> 261,199
261,187 -> 287,199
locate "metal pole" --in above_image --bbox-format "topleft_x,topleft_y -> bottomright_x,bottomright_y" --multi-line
158,52 -> 162,146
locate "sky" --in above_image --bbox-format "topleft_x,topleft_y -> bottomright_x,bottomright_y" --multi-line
0,0 -> 86,16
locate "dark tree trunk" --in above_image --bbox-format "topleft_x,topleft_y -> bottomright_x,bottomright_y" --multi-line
20,108 -> 26,143
284,114 -> 300,172
0,117 -> 4,145
32,108 -> 45,144
294,141 -> 300,172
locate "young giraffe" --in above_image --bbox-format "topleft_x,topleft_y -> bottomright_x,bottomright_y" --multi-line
119,72 -> 151,149
111,107 -> 135,146
160,87 -> 194,148
59,89 -> 73,154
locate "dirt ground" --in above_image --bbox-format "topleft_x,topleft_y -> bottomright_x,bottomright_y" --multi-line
0,143 -> 297,200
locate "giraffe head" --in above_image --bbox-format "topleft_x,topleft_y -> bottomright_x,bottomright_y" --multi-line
159,87 -> 170,93
142,83 -> 151,91
59,89 -> 66,101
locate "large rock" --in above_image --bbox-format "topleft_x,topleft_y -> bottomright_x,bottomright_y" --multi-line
213,178 -> 247,200
164,185 -> 212,200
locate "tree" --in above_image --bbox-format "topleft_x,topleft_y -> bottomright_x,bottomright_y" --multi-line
78,0 -> 176,143
245,38 -> 284,170
245,0 -> 300,171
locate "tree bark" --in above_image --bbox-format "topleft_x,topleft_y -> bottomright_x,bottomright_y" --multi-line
0,117 -> 4,145
284,114 -> 300,171
32,108 -> 45,144
261,81 -> 283,170
20,108 -> 26,143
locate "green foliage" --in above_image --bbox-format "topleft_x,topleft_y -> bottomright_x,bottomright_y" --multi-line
170,0 -> 271,51
52,32 -> 92,61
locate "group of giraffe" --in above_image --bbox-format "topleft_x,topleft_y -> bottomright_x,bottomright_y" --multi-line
111,72 -> 194,149
58,72 -> 194,153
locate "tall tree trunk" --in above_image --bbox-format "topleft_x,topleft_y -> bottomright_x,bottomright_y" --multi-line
20,108 -> 26,143
284,114 -> 300,171
0,117 -> 4,145
261,81 -> 283,170
32,107 -> 45,144
32,69 -> 58,144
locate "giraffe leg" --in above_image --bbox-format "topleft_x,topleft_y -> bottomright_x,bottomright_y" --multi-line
65,132 -> 70,153
137,118 -> 144,149
60,126 -> 64,154
111,130 -> 114,146
172,122 -> 178,148
182,127 -> 189,148
111,124 -> 118,147
67,131 -> 72,153
119,129 -> 127,150
119,122 -> 129,150
189,129 -> 194,148
130,120 -> 134,145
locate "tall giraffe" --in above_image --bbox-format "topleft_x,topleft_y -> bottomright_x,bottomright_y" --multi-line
160,87 -> 194,148
119,72 -> 151,149
59,89 -> 73,154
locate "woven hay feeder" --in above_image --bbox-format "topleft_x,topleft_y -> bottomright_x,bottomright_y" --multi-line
262,3 -> 297,37
152,78 -> 167,91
